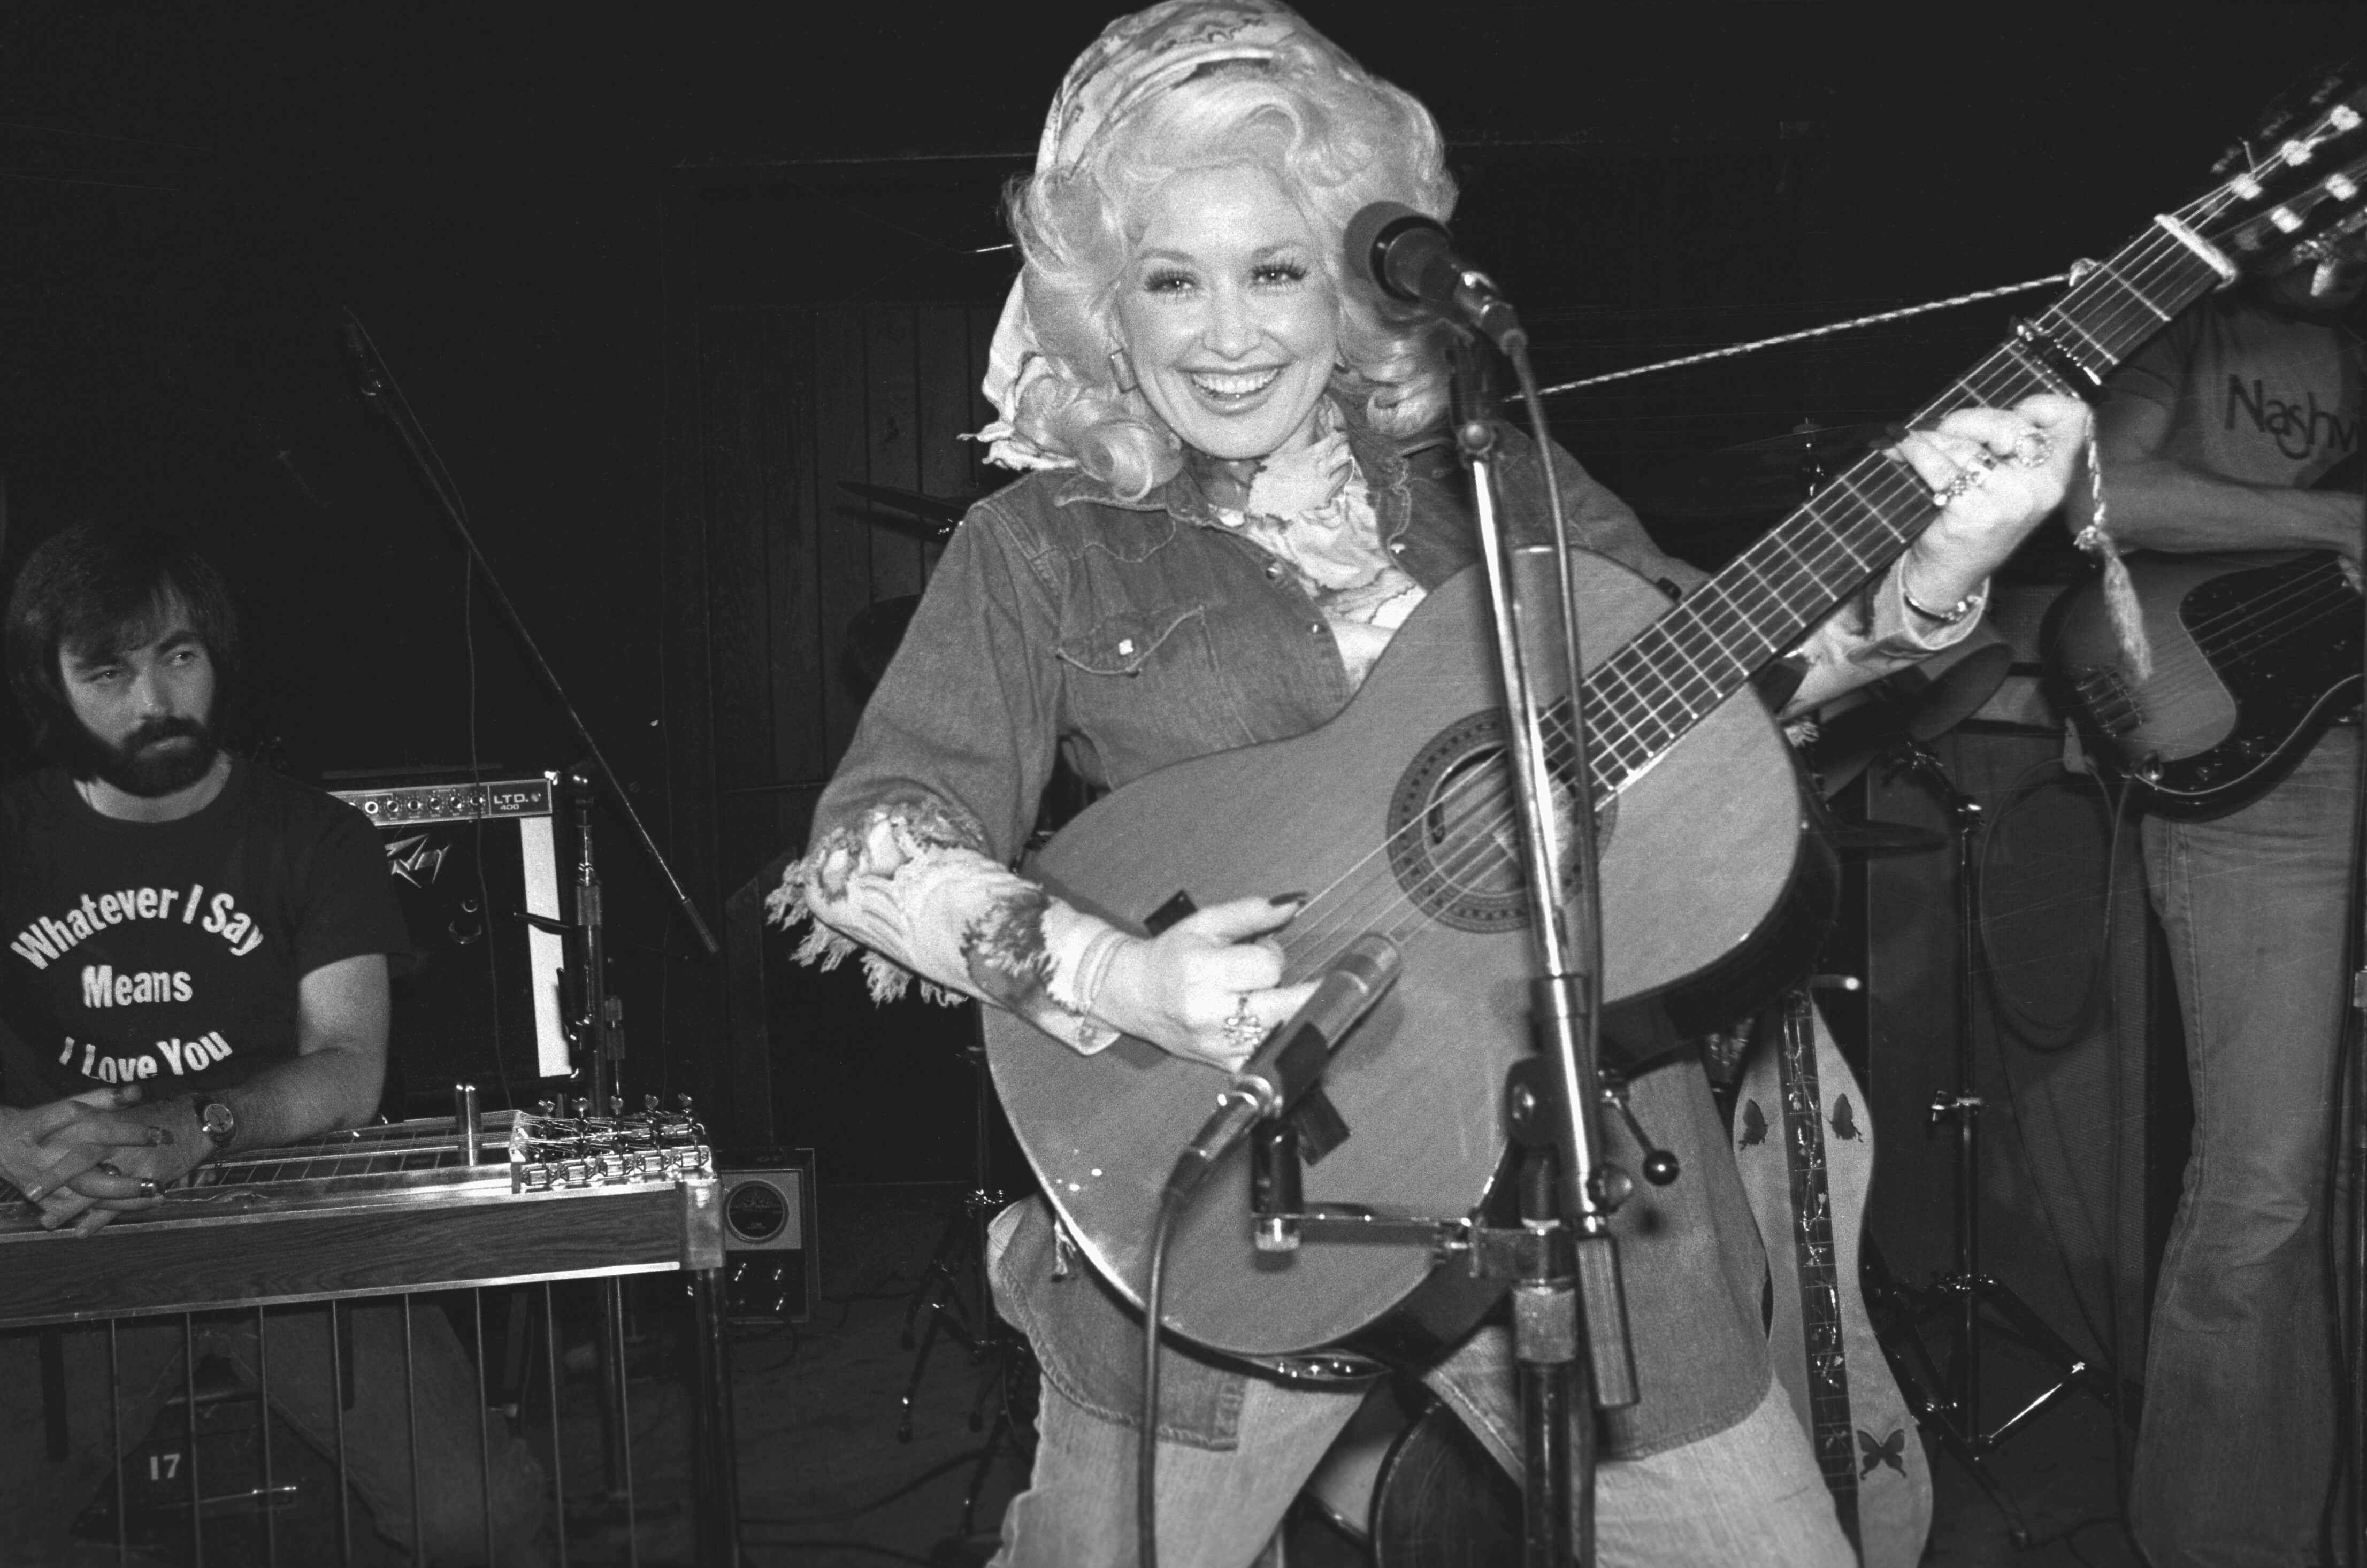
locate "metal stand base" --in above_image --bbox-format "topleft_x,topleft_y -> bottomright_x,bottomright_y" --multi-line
896,1186 -> 1010,1441
1862,1237 -> 2133,1547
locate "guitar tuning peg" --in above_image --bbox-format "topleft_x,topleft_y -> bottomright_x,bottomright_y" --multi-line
535,1098 -> 556,1117
675,1094 -> 694,1113
642,1094 -> 660,1113
610,1096 -> 624,1118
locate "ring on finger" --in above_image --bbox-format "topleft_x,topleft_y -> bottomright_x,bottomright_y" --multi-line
1933,467 -> 1987,506
2011,429 -> 2052,468
136,1178 -> 160,1200
1221,996 -> 1265,1052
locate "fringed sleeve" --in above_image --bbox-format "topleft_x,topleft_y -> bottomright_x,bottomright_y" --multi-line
766,793 -> 1127,1056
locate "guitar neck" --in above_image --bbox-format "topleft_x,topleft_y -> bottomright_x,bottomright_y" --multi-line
1580,211 -> 2235,802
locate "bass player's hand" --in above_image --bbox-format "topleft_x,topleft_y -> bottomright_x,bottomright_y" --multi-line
1091,895 -> 1319,1072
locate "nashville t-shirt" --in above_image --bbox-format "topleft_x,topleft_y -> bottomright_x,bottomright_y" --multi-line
0,758 -> 409,1106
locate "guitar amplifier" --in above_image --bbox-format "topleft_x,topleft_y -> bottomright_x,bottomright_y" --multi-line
326,771 -> 570,1109
720,1151 -> 818,1323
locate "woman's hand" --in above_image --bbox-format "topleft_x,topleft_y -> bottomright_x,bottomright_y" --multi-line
1886,394 -> 2091,610
1091,895 -> 1319,1071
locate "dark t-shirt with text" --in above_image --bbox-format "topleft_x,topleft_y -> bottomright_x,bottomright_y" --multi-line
0,759 -> 408,1106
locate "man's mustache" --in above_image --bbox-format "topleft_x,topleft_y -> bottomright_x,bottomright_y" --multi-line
122,717 -> 208,750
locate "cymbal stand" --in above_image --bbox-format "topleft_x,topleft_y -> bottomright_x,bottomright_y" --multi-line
1861,739 -> 2126,1542
896,1013 -> 1035,1553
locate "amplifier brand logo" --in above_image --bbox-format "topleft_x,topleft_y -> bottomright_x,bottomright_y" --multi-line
80,965 -> 194,1007
387,834 -> 448,888
9,884 -> 265,969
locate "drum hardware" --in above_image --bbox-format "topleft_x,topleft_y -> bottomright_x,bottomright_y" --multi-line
1621,420 -> 1891,520
892,1011 -> 1039,1556
1857,740 -> 2132,1546
837,480 -> 975,542
1298,1379 -> 1522,1565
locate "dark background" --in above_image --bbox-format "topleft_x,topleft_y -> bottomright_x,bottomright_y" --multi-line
0,2 -> 2347,1180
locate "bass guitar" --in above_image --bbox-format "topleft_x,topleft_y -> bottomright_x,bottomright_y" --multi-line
985,76 -> 2367,1361
2047,548 -> 2362,819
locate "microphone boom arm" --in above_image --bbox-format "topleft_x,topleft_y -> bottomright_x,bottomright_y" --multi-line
342,309 -> 720,958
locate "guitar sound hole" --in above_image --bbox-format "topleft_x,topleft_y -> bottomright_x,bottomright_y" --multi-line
1387,710 -> 1614,934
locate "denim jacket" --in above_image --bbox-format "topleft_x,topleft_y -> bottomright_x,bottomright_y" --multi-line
806,404 -> 1959,1458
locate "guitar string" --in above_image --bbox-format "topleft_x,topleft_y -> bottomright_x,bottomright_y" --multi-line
1269,162 -> 2312,983
1275,215 -> 2234,982
2130,566 -> 2357,662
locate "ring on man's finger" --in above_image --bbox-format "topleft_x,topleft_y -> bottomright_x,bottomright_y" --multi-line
2011,429 -> 2053,468
136,1178 -> 160,1200
1221,996 -> 1265,1053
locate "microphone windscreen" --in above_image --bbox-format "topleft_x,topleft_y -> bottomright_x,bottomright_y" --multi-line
1342,202 -> 1433,299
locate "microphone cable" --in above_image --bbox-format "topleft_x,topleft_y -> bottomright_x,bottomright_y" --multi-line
1136,1179 -> 1188,1568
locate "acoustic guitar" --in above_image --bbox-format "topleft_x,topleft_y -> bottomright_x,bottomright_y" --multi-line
1735,991 -> 1931,1567
984,74 -> 2367,1362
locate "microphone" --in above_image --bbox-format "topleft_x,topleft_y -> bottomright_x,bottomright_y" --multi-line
1162,934 -> 1403,1202
1343,202 -> 1527,353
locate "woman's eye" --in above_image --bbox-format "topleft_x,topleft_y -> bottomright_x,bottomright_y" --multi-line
1253,261 -> 1309,286
1143,269 -> 1196,294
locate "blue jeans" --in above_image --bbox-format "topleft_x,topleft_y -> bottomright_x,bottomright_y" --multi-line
0,1298 -> 550,1567
985,1204 -> 1851,1568
993,1354 -> 1849,1568
2133,726 -> 2358,1567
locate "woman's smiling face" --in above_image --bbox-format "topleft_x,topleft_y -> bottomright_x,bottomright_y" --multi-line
1113,164 -> 1340,463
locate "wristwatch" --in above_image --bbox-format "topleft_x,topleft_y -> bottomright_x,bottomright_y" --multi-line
190,1095 -> 236,1155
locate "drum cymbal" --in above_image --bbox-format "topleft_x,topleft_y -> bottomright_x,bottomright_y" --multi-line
1625,421 -> 1891,518
1813,816 -> 1948,855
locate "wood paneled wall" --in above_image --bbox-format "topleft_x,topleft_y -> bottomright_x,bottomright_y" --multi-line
698,301 -> 1001,895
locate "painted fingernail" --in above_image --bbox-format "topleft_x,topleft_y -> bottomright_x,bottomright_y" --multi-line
1269,891 -> 1309,906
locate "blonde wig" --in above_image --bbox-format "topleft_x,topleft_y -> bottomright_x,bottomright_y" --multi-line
999,37 -> 1459,498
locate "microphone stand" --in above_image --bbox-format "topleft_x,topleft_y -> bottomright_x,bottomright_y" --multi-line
342,309 -> 719,959
1453,332 -> 1637,1567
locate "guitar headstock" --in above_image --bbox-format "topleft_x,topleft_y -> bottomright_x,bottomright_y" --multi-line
2187,60 -> 2367,291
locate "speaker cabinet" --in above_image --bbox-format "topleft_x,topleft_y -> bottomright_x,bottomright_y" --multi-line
721,1152 -> 818,1323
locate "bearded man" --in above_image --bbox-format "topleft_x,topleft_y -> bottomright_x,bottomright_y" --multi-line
0,520 -> 550,1567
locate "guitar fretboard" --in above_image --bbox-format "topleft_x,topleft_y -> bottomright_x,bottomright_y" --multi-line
1574,222 -> 2229,804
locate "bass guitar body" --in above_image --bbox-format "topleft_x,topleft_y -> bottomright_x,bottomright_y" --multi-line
986,550 -> 1833,1360
1734,993 -> 1931,1567
2046,550 -> 2362,819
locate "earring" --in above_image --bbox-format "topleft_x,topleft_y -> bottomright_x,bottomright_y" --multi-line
1108,347 -> 1139,394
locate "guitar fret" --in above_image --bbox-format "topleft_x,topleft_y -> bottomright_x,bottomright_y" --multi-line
2085,257 -> 2176,324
